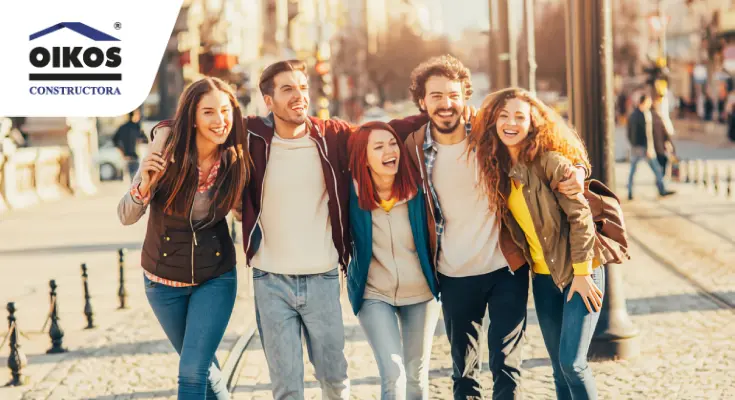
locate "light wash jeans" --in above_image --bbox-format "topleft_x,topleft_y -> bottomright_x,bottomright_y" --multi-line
144,268 -> 237,400
357,299 -> 441,400
253,267 -> 349,400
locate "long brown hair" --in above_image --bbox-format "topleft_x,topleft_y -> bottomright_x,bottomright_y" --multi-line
347,122 -> 418,211
156,77 -> 250,215
468,88 -> 590,215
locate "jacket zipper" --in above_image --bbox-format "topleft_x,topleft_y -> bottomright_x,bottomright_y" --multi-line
190,157 -> 234,284
386,211 -> 401,304
189,195 -> 197,284
246,130 -> 269,260
311,126 -> 347,267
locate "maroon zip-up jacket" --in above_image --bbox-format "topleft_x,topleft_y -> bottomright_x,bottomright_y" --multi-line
243,113 -> 428,270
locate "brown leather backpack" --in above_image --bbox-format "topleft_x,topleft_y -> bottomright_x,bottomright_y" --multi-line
582,179 -> 630,264
533,162 -> 631,264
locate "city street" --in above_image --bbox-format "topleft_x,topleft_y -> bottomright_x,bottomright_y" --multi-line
0,182 -> 255,400
0,130 -> 732,399
3,0 -> 735,397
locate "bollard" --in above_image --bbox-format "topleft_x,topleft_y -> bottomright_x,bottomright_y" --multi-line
672,159 -> 682,182
81,263 -> 95,329
727,166 -> 732,198
5,302 -> 28,386
714,166 -> 720,195
117,249 -> 127,309
46,280 -> 66,354
685,159 -> 691,183
703,161 -> 709,189
694,160 -> 701,185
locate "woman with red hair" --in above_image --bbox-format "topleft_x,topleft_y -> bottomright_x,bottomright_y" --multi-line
346,121 -> 440,400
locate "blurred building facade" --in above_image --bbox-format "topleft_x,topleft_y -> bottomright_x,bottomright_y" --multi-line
140,0 -> 443,123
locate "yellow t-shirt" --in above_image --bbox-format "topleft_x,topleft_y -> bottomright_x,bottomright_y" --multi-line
507,181 -> 594,275
379,197 -> 398,212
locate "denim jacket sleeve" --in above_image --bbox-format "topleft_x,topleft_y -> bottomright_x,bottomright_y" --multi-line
540,152 -> 596,265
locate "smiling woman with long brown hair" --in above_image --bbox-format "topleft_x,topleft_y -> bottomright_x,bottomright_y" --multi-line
117,76 -> 249,400
469,88 -> 604,400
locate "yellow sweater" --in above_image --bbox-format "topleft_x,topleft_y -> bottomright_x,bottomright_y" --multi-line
507,181 -> 595,275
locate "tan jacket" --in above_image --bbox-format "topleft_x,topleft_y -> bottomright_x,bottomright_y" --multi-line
503,151 -> 601,289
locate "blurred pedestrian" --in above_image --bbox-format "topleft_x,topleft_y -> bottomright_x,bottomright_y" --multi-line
469,88 -> 607,400
652,97 -> 675,176
112,109 -> 147,181
117,77 -> 250,400
704,95 -> 714,121
626,94 -> 675,200
728,103 -> 735,142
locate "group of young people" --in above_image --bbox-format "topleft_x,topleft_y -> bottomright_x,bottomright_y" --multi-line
118,54 -> 611,400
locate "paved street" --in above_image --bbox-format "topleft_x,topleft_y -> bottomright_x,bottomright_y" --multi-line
0,134 -> 733,399
232,157 -> 735,398
0,182 -> 254,400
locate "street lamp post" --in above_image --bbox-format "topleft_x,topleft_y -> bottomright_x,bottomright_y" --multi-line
495,0 -> 511,89
565,0 -> 640,360
525,0 -> 537,94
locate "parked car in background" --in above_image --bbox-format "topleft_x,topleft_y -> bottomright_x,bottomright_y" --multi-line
95,140 -> 125,181
95,129 -> 151,181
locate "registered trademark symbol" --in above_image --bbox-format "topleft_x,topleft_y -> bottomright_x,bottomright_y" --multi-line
114,22 -> 122,30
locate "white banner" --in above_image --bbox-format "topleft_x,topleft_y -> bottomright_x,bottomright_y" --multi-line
0,1 -> 184,116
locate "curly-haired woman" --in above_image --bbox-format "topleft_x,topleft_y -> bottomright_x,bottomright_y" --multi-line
468,88 -> 606,400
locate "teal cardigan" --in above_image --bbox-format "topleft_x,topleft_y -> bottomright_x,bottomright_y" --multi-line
346,183 -> 439,315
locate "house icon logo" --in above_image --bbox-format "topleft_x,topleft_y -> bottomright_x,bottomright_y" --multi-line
30,22 -> 120,42
28,22 -> 122,82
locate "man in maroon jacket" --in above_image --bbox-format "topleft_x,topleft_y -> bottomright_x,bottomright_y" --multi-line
153,60 -> 427,399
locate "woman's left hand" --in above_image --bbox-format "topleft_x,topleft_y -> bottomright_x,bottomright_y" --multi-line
567,274 -> 603,312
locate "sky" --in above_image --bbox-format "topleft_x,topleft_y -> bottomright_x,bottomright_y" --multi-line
440,0 -> 490,39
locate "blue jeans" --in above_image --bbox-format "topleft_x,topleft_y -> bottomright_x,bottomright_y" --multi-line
533,268 -> 605,400
253,267 -> 349,400
144,268 -> 237,400
627,148 -> 666,197
357,299 -> 441,400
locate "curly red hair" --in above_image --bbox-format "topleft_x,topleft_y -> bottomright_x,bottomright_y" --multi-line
467,88 -> 590,215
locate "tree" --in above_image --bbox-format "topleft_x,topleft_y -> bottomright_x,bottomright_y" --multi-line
365,24 -> 452,105
534,4 -> 567,94
612,1 -> 641,77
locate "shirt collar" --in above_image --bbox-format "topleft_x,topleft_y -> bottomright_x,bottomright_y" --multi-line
422,121 -> 434,151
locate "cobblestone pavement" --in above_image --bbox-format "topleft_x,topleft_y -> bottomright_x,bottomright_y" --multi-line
233,164 -> 735,399
0,182 -> 254,400
2,161 -> 733,399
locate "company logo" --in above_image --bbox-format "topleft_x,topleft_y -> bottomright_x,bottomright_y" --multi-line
28,22 -> 122,96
